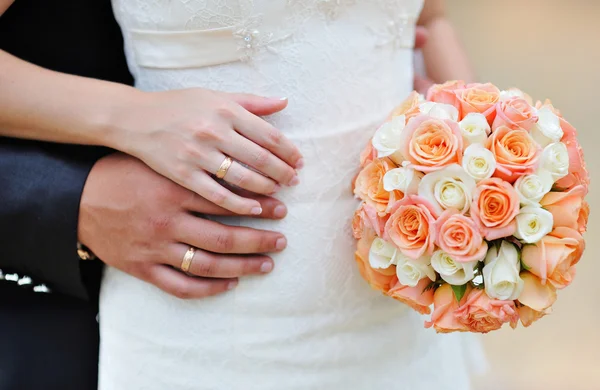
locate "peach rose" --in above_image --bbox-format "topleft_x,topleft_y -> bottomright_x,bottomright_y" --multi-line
541,185 -> 588,233
492,97 -> 538,131
554,118 -> 589,192
522,227 -> 585,289
426,80 -> 465,111
387,277 -> 434,315
398,115 -> 463,173
388,91 -> 422,122
455,83 -> 501,123
435,209 -> 488,263
354,158 -> 403,215
424,284 -> 471,333
516,272 -> 556,327
355,233 -> 396,293
454,288 -> 519,333
359,141 -> 378,168
471,178 -> 520,240
352,203 -> 388,239
487,125 -> 541,183
384,195 -> 438,259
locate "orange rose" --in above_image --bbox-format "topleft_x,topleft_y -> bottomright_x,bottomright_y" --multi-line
516,272 -> 556,327
388,91 -> 422,122
554,118 -> 589,192
355,233 -> 396,293
424,284 -> 471,333
426,80 -> 465,111
492,97 -> 538,131
387,277 -> 434,315
359,141 -> 378,168
352,203 -> 387,239
398,115 -> 463,173
522,227 -> 585,289
541,185 -> 588,233
384,195 -> 438,259
471,178 -> 520,240
435,209 -> 488,263
487,125 -> 541,183
454,288 -> 519,333
455,83 -> 500,123
354,158 -> 403,215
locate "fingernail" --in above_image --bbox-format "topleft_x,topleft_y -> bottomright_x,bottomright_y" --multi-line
274,205 -> 287,218
260,262 -> 273,273
289,176 -> 300,187
279,97 -> 288,101
295,158 -> 305,170
275,237 -> 287,251
251,207 -> 263,215
227,281 -> 238,290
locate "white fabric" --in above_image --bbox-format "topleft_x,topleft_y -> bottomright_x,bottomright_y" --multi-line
100,1 -> 485,389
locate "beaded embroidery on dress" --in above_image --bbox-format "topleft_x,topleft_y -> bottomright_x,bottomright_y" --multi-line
100,1 -> 485,389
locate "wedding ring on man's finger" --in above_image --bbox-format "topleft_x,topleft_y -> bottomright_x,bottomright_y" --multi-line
216,156 -> 233,179
181,247 -> 196,273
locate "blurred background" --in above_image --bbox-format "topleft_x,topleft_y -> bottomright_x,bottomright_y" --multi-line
445,1 -> 600,389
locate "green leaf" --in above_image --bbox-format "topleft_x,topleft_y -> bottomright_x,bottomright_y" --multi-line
451,284 -> 467,302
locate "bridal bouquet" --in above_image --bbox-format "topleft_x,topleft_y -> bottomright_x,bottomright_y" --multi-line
352,81 -> 590,333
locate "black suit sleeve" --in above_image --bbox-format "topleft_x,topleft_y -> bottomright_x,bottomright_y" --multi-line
0,138 -> 104,300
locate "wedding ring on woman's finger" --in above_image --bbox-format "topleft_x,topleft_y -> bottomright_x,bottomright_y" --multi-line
216,156 -> 233,179
181,247 -> 196,273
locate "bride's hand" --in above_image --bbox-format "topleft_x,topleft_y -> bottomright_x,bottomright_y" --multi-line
112,89 -> 303,216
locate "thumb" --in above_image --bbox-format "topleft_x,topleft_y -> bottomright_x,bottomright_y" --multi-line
414,75 -> 434,95
229,93 -> 289,116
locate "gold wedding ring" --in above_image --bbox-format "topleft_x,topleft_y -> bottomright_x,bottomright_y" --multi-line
216,156 -> 233,179
181,247 -> 196,273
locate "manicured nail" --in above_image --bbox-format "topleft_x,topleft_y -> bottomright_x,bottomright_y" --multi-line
227,281 -> 238,290
251,207 -> 263,215
279,97 -> 288,101
295,158 -> 305,170
274,205 -> 287,218
289,176 -> 300,187
260,262 -> 273,273
276,237 -> 287,251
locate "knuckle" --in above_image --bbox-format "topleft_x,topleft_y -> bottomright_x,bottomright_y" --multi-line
266,128 -> 283,145
215,103 -> 236,121
232,171 -> 250,188
172,283 -> 193,299
252,148 -> 270,168
191,122 -> 221,143
173,163 -> 193,182
209,190 -> 228,206
214,231 -> 234,252
197,256 -> 219,277
148,215 -> 173,235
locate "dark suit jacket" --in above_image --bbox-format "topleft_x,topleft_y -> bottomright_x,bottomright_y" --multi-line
0,1 -> 132,388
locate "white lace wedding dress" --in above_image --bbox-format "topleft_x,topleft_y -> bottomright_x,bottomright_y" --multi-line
100,1 -> 485,388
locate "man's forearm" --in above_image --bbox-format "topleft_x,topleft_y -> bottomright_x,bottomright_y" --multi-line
0,138 -> 104,299
0,50 -> 141,149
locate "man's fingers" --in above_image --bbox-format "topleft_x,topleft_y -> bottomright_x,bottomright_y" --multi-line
182,192 -> 287,219
147,264 -> 237,299
174,215 -> 287,254
165,244 -> 274,278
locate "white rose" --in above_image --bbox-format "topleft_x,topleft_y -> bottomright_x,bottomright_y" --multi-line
530,106 -> 563,148
418,164 -> 477,215
459,113 -> 491,146
419,102 -> 459,122
462,144 -> 497,182
395,252 -> 436,287
500,88 -> 525,101
514,206 -> 553,244
431,250 -> 478,285
368,238 -> 397,270
482,241 -> 524,301
383,163 -> 422,195
538,142 -> 570,182
513,172 -> 553,207
372,115 -> 405,161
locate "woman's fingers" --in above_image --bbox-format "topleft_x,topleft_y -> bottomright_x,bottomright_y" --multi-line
165,244 -> 274,279
221,133 -> 298,187
147,264 -> 237,299
182,191 -> 288,219
232,106 -> 303,172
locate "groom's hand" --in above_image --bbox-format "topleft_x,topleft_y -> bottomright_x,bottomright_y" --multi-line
78,153 -> 287,299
